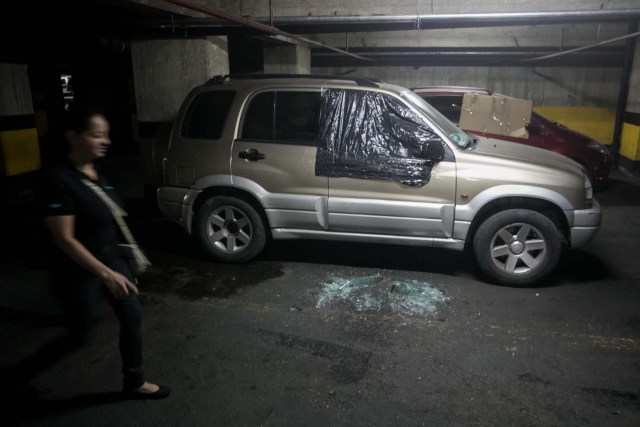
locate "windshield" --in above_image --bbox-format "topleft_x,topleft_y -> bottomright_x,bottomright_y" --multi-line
401,90 -> 473,148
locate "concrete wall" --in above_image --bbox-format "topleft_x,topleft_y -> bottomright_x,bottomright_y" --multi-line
264,44 -> 311,74
315,23 -> 627,50
0,64 -> 33,116
131,36 -> 229,123
628,40 -> 640,114
311,65 -> 621,107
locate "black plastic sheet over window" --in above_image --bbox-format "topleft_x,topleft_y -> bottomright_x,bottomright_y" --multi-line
315,89 -> 444,187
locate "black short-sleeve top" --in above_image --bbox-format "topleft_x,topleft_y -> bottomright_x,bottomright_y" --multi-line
38,161 -> 125,271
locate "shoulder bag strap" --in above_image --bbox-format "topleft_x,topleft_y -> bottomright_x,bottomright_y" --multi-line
81,179 -> 137,246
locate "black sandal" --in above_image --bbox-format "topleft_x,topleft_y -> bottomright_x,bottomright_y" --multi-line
122,385 -> 171,400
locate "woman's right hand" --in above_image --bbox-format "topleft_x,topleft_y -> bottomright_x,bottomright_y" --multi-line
102,270 -> 139,298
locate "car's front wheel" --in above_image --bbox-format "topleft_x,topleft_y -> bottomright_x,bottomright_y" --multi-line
194,196 -> 266,263
472,209 -> 562,286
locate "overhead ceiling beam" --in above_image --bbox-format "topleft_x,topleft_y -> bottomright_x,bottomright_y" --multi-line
310,46 -> 626,67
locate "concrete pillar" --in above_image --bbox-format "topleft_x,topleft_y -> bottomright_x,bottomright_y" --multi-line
131,37 -> 229,124
620,40 -> 640,176
0,63 -> 39,177
626,39 -> 640,114
263,44 -> 310,74
130,36 -> 229,186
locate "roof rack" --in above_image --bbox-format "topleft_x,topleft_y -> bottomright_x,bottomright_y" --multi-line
206,74 -> 380,88
410,85 -> 493,95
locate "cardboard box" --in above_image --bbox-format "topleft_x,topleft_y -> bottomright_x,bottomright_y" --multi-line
459,92 -> 532,138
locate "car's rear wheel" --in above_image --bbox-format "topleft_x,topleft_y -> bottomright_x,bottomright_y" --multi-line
194,196 -> 266,263
472,209 -> 562,286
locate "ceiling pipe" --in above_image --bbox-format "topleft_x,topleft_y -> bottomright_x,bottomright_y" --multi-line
159,0 -> 371,61
141,9 -> 640,35
273,9 -> 640,29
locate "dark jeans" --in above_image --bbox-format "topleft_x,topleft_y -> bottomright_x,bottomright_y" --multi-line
11,257 -> 145,390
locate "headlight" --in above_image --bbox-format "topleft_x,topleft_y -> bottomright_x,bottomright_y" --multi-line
587,140 -> 610,156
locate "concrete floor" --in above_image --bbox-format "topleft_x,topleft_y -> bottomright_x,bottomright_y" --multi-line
1,169 -> 640,426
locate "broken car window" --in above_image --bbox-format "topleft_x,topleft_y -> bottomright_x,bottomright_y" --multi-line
316,88 -> 444,186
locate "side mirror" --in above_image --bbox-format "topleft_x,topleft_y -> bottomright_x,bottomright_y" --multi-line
423,140 -> 445,162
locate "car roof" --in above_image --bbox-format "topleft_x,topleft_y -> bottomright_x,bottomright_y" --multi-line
196,74 -> 417,99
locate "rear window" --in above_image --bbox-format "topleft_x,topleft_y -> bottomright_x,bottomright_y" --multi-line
241,90 -> 321,145
241,91 -> 275,140
275,92 -> 321,144
181,90 -> 235,139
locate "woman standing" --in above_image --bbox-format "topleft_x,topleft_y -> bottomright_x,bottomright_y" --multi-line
36,106 -> 169,399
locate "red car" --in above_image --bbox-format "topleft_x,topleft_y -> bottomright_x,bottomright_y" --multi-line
412,86 -> 611,187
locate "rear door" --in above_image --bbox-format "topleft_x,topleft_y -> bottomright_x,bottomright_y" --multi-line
231,89 -> 329,231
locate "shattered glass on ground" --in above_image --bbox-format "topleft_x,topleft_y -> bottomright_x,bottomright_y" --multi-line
316,275 -> 448,316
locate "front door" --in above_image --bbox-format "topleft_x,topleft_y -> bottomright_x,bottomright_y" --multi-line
327,161 -> 456,238
322,89 -> 457,238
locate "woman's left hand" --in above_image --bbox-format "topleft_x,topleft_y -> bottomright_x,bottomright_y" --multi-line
102,269 -> 139,298
45,215 -> 140,299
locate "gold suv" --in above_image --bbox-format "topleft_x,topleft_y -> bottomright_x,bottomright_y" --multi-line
157,75 -> 601,286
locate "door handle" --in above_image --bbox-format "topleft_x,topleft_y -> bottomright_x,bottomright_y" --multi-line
238,149 -> 265,161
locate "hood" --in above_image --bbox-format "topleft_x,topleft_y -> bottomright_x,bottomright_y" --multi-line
472,136 -> 586,176
533,112 -> 592,145
454,135 -> 589,210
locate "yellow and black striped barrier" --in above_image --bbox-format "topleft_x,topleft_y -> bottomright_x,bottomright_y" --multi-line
620,112 -> 640,174
0,114 -> 40,176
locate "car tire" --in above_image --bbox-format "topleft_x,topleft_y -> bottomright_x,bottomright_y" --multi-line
472,209 -> 562,286
194,196 -> 266,263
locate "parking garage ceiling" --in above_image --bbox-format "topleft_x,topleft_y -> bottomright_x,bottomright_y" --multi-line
2,0 -> 639,66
